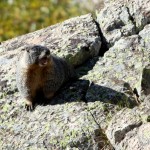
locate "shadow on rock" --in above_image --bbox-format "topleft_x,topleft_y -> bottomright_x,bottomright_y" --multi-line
86,82 -> 137,108
75,57 -> 99,78
35,79 -> 89,106
35,79 -> 137,109
35,54 -> 137,109
95,20 -> 109,56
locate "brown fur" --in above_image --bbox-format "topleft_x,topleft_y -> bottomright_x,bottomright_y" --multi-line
25,59 -> 54,104
16,45 -> 76,111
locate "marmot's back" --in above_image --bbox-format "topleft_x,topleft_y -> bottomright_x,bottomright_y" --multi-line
42,55 -> 75,93
16,45 -> 75,111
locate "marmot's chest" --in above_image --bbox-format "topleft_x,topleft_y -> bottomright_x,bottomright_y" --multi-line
27,65 -> 53,89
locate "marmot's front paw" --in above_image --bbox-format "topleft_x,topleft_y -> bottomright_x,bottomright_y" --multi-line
25,99 -> 34,111
25,103 -> 34,111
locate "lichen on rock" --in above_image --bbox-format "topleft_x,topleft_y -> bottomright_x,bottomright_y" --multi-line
0,0 -> 150,149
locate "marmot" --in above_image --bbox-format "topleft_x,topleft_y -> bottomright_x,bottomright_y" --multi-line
16,45 -> 75,111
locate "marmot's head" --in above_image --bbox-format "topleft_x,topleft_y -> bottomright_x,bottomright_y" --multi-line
23,45 -> 51,67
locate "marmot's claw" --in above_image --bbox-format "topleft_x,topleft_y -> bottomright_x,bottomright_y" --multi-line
25,104 -> 34,111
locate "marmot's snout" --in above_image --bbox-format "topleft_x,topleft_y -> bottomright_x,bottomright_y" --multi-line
39,49 -> 51,67
39,56 -> 49,66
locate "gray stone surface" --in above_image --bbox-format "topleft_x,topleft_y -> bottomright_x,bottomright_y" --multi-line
139,24 -> 150,50
106,108 -> 142,148
0,98 -> 114,149
97,4 -> 136,47
140,24 -> 150,101
0,14 -> 111,150
126,0 -> 150,31
97,0 -> 150,47
81,35 -> 148,108
106,107 -> 150,150
0,0 -> 150,149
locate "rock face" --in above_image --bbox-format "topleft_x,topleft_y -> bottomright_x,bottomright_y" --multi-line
83,35 -> 145,107
97,0 -> 150,47
106,106 -> 150,150
0,14 -> 101,66
0,0 -> 150,149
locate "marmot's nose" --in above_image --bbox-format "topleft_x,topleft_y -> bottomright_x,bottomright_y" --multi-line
45,50 -> 50,56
